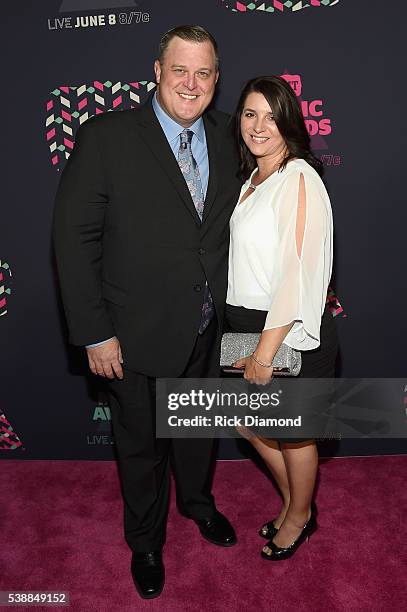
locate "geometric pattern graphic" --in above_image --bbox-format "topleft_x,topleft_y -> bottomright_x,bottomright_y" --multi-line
0,412 -> 23,450
222,0 -> 340,13
46,80 -> 156,172
327,285 -> 346,318
0,260 -> 12,317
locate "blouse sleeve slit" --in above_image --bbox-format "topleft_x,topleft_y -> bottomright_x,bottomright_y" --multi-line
263,168 -> 332,351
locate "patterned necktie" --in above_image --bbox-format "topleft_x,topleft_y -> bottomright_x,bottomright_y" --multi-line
178,129 -> 214,334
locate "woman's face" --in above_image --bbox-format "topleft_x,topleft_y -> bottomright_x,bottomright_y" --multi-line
240,91 -> 286,160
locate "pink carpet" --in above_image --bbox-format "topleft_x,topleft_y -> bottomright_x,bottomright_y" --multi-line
1,456 -> 406,611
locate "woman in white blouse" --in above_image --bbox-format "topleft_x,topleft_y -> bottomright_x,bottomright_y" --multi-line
226,76 -> 338,560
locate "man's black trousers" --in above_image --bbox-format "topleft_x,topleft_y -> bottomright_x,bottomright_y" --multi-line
107,320 -> 219,552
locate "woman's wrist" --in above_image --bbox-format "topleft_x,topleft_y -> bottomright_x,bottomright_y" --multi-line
256,326 -> 292,363
255,340 -> 278,364
251,353 -> 273,368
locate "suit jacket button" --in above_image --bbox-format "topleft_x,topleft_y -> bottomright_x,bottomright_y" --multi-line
194,284 -> 202,292
198,248 -> 206,255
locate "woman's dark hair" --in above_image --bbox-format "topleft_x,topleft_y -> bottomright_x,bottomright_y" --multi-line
234,75 -> 323,179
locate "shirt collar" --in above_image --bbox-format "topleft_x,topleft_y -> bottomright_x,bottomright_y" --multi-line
152,92 -> 205,145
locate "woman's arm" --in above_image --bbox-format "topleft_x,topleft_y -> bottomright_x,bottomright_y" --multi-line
235,172 -> 323,385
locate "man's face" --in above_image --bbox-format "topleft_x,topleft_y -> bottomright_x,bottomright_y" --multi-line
154,37 -> 219,127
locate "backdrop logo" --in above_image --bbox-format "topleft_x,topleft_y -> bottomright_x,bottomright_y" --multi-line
0,260 -> 12,317
45,80 -> 156,171
0,412 -> 23,450
222,0 -> 340,14
86,396 -> 114,446
281,73 -> 332,143
93,401 -> 111,422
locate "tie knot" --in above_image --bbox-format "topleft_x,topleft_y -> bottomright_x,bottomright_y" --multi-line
180,129 -> 193,147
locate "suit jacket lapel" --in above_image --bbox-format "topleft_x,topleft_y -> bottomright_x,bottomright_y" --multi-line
135,101 -> 201,227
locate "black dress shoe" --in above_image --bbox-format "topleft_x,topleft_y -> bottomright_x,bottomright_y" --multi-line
259,519 -> 279,540
259,501 -> 317,540
195,511 -> 237,547
261,504 -> 318,561
131,551 -> 164,599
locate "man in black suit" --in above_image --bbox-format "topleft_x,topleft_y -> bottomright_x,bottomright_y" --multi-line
53,25 -> 240,599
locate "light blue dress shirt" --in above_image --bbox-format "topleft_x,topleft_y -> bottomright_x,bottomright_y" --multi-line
87,93 -> 210,348
152,92 -> 209,197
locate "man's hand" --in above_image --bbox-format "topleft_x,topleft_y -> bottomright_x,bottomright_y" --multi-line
86,336 -> 124,380
233,356 -> 273,386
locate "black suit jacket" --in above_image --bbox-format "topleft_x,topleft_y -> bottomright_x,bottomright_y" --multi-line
53,100 -> 241,377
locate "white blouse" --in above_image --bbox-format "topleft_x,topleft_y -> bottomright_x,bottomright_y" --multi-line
227,158 -> 333,351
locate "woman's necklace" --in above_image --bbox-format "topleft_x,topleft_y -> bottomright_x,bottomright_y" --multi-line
249,153 -> 287,190
249,164 -> 279,191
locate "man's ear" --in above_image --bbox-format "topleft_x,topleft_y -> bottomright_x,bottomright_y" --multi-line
215,71 -> 219,85
154,59 -> 161,84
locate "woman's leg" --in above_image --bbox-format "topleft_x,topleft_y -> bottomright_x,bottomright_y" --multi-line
263,440 -> 318,552
240,429 -> 290,527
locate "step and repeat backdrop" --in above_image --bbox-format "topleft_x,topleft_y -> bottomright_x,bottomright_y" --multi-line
1,0 -> 406,459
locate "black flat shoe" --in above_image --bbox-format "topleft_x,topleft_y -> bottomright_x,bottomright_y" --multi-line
195,511 -> 237,547
259,500 -> 317,540
131,551 -> 164,599
261,507 -> 318,561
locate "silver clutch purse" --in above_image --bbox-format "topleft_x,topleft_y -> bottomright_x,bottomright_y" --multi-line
220,333 -> 301,377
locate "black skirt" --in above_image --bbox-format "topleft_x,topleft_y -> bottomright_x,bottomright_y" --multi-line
225,304 -> 338,378
224,304 -> 339,442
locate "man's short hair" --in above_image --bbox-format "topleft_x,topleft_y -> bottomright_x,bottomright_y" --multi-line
158,25 -> 219,70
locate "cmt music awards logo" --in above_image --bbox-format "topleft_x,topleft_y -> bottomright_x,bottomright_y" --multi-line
221,0 -> 340,14
282,72 -> 341,167
46,80 -> 156,172
87,393 -> 115,446
0,260 -> 12,317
